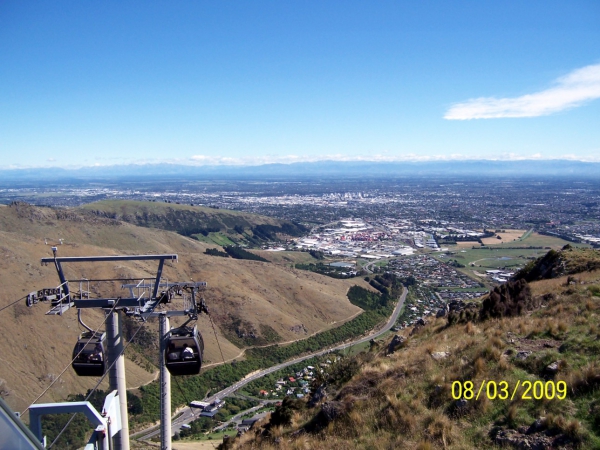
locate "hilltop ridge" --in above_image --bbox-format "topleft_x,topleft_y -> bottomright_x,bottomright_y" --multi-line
0,202 -> 363,413
82,200 -> 308,246
515,245 -> 600,283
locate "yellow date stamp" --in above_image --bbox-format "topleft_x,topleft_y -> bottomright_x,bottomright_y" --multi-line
451,380 -> 567,401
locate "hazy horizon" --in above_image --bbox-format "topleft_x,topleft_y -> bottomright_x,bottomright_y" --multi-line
1,1 -> 599,169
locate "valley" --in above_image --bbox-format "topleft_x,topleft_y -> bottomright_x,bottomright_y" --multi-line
0,177 -> 599,450
0,202 -> 365,415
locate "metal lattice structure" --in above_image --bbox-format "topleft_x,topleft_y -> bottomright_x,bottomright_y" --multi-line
28,249 -> 208,450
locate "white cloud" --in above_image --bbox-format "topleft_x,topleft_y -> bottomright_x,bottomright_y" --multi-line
444,63 -> 600,120
6,152 -> 600,170
188,153 -> 441,166
188,152 -> 600,165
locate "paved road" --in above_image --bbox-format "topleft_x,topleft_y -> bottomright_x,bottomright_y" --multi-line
213,401 -> 278,432
133,286 -> 407,441
363,257 -> 394,274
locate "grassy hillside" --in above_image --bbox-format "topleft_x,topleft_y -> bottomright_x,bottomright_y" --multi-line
81,200 -> 308,246
440,232 -> 590,287
225,248 -> 600,450
515,245 -> 600,283
0,202 -> 363,414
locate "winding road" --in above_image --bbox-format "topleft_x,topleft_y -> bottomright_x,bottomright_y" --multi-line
133,286 -> 407,442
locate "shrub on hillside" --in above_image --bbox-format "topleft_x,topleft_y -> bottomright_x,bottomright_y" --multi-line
205,247 -> 229,257
223,245 -> 269,262
269,397 -> 305,427
251,222 -> 309,241
480,279 -> 533,320
309,249 -> 325,260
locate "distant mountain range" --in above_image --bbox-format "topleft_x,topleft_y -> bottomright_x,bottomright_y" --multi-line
2,159 -> 600,181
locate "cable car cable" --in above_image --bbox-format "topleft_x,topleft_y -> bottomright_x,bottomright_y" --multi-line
208,310 -> 226,365
21,299 -> 121,416
47,320 -> 146,449
0,294 -> 28,313
173,376 -> 197,420
57,294 -> 215,442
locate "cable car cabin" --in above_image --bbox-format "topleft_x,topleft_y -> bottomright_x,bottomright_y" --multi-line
165,326 -> 204,376
72,331 -> 106,377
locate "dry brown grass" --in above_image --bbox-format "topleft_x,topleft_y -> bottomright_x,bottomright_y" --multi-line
464,321 -> 476,336
0,204 -> 364,412
473,357 -> 486,376
205,251 -> 600,450
454,241 -> 480,248
566,363 -> 600,396
480,229 -> 526,245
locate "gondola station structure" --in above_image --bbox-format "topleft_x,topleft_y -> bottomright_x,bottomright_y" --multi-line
26,248 -> 208,450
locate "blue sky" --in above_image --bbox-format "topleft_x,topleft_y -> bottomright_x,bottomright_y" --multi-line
1,1 -> 599,168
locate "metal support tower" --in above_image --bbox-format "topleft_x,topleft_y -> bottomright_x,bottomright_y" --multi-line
159,313 -> 171,450
28,391 -> 122,450
32,252 -> 207,450
106,311 -> 129,450
37,254 -> 179,450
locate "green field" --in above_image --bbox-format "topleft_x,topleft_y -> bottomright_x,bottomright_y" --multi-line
518,228 -> 534,241
192,231 -> 237,246
343,339 -> 371,356
444,232 -> 589,275
453,247 -> 541,268
252,250 -> 319,265
443,287 -> 489,293
178,430 -> 234,442
502,232 -> 584,249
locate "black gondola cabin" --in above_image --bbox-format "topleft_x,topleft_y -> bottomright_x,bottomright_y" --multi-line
72,331 -> 106,377
165,325 -> 204,376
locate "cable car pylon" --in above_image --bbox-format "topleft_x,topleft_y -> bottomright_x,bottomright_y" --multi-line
30,250 -> 208,450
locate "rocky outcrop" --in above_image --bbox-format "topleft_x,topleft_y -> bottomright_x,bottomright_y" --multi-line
480,279 -> 533,320
410,318 -> 427,336
492,420 -> 578,450
515,246 -> 600,283
387,334 -> 406,354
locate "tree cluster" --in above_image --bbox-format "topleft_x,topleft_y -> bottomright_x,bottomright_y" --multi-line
205,247 -> 230,257
251,222 -> 309,241
133,298 -> 392,425
223,246 -> 269,262
347,285 -> 387,310
309,250 -> 325,260
295,262 -> 357,279
480,279 -> 533,320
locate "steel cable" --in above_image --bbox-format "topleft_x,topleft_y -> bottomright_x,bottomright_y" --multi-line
21,299 -> 121,416
47,319 -> 146,449
0,294 -> 28,313
208,311 -> 226,365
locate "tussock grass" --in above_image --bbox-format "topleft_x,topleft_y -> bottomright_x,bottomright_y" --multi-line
225,265 -> 600,450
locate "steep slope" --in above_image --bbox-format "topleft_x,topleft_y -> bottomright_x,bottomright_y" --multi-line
0,202 -> 362,413
515,244 -> 600,282
81,200 -> 308,244
227,248 -> 600,450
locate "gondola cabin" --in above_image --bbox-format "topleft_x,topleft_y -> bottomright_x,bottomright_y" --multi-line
72,331 -> 106,377
165,325 -> 204,376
